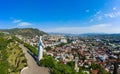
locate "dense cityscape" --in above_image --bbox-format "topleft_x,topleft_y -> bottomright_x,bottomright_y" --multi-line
15,32 -> 120,74
0,0 -> 120,74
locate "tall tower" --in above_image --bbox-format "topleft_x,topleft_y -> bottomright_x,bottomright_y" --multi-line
38,36 -> 44,61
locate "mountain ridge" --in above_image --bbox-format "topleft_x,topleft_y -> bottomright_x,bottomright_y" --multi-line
0,28 -> 48,38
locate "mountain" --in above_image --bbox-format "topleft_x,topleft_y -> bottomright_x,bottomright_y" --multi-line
48,32 -> 83,36
0,28 -> 48,38
48,32 -> 120,36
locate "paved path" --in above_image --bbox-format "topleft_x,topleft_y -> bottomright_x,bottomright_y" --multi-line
20,44 -> 50,74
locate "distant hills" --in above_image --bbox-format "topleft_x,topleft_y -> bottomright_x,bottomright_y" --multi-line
0,28 -> 48,38
49,32 -> 120,36
48,32 -> 107,36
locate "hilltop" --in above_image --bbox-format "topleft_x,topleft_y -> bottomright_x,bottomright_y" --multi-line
0,28 -> 48,38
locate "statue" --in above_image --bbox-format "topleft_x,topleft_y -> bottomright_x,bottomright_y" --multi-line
38,36 -> 44,61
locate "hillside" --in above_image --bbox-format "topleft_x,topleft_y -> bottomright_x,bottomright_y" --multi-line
0,33 -> 27,74
0,28 -> 48,38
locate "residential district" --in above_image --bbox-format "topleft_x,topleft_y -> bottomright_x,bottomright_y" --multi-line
16,34 -> 120,74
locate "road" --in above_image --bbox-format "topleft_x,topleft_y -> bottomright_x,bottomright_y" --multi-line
20,44 -> 50,74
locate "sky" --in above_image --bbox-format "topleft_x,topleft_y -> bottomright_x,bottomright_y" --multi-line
0,0 -> 120,34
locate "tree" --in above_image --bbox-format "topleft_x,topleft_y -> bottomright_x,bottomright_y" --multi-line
97,65 -> 109,74
45,46 -> 52,51
90,63 -> 97,69
40,56 -> 78,74
67,61 -> 75,68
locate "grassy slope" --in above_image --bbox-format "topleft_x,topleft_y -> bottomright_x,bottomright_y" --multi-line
7,42 -> 27,74
0,33 -> 27,74
0,28 -> 48,38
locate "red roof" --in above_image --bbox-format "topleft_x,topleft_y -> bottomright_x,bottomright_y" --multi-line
91,69 -> 99,74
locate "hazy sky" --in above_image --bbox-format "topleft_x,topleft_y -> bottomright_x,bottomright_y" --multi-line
0,0 -> 120,34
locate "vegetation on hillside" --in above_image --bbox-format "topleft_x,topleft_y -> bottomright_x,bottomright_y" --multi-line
0,33 -> 27,74
0,28 -> 48,38
7,42 -> 27,74
0,33 -> 9,74
40,55 -> 110,74
40,55 -> 88,74
13,36 -> 38,56
24,43 -> 38,56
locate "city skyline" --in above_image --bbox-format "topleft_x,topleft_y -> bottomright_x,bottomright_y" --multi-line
0,0 -> 120,34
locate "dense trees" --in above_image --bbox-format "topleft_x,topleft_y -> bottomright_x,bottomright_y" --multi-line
90,63 -> 109,74
45,46 -> 52,51
24,43 -> 38,56
40,57 -> 110,74
40,56 -> 85,74
56,43 -> 67,47
67,61 -> 75,68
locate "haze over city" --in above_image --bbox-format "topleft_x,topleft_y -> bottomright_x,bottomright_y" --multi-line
0,0 -> 120,34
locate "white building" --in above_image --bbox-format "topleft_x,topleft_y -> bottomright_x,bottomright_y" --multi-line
60,38 -> 67,43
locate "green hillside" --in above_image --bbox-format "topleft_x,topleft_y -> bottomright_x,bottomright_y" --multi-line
0,33 -> 27,74
0,28 -> 48,38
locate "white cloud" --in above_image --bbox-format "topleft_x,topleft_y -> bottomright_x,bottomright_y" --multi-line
105,12 -> 120,18
86,9 -> 90,13
113,7 -> 117,10
13,19 -> 21,23
97,11 -> 101,14
97,16 -> 103,20
18,22 -> 31,26
94,11 -> 101,17
91,24 -> 112,28
89,19 -> 94,22
12,19 -> 32,27
91,10 -> 120,22
89,11 -> 102,22
46,23 -> 120,34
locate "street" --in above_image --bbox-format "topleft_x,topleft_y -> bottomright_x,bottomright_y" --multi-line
20,44 -> 50,74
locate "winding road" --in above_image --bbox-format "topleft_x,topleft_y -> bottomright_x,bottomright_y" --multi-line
20,44 -> 50,74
